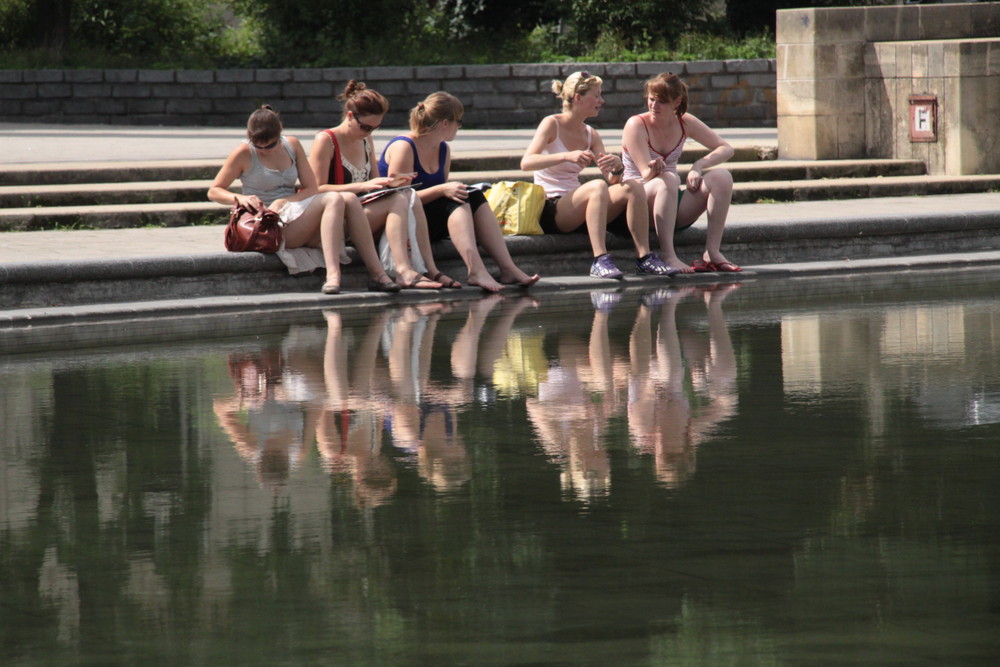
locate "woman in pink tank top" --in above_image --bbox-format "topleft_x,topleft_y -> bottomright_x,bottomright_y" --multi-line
621,73 -> 741,273
521,72 -> 673,279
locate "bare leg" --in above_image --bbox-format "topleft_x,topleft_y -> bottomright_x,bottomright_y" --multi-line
607,179 -> 650,258
679,169 -> 736,268
409,196 -> 460,288
372,192 -> 440,287
343,193 -> 396,284
647,173 -> 692,273
447,204 -> 505,293
471,204 -> 540,287
557,179 -> 610,256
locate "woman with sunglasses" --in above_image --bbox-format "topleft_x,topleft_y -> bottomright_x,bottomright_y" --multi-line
309,80 -> 456,290
379,91 -> 540,293
208,104 -> 400,295
521,71 -> 673,280
621,72 -> 740,274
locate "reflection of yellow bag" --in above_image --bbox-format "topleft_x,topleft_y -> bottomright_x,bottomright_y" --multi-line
485,181 -> 545,236
492,331 -> 548,397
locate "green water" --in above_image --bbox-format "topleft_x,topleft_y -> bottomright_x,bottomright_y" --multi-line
2,272 -> 999,664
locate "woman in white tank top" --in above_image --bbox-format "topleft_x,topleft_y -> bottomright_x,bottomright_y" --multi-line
621,73 -> 741,273
521,71 -> 674,279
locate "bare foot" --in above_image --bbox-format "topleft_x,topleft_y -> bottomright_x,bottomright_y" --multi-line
499,269 -> 541,287
467,272 -> 505,293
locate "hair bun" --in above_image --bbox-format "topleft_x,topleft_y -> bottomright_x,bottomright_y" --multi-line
551,80 -> 563,95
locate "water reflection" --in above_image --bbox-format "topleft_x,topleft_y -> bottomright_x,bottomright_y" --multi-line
3,275 -> 1000,663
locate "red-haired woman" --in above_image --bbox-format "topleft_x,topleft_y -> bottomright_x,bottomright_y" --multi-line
621,72 -> 740,273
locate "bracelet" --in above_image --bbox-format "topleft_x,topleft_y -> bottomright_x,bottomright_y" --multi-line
610,167 -> 624,176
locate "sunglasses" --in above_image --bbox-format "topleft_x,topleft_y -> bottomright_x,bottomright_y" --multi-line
252,138 -> 279,150
353,113 -> 381,133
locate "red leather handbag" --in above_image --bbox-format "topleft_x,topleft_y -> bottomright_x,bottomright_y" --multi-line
224,198 -> 283,253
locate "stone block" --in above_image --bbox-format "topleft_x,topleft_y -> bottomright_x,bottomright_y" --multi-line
285,82 -> 334,98
927,42 -> 945,79
494,78 -> 531,94
919,4 -> 971,40
895,43 -> 913,80
864,5 -> 906,43
152,84 -> 192,99
684,61 -> 723,76
944,43 -> 963,78
406,80 -> 439,96
960,41 -> 990,77
36,83 -> 71,98
0,100 -> 22,115
304,97 -> 340,113
104,70 -> 138,83
238,83 -> 282,99
778,43 -> 813,80
127,99 -> 166,114
635,62 -> 685,76
166,98 -> 213,115
197,83 -> 238,99
511,64 -> 561,78
416,65 -> 464,79
836,113 -> 865,159
615,78 -> 645,93
23,70 -> 64,83
256,69 -> 294,83
474,93 -> 517,110
321,68 -> 364,84
604,63 -> 637,77
138,70 -> 174,83
969,3 -> 1000,39
776,79 -> 818,116
726,59 -> 771,74
112,83 -> 152,98
778,115 -> 818,159
176,70 -> 214,84
776,9 -> 817,45
22,100 -> 60,116
215,70 -> 254,83
365,66 -> 414,81
990,42 -> 1000,77
0,71 -> 22,83
94,99 -> 127,115
65,70 -> 103,83
293,69 -> 323,82
911,43 -> 928,79
465,64 -> 511,79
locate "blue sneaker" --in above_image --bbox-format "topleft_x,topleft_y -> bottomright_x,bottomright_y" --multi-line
636,252 -> 678,277
590,253 -> 624,280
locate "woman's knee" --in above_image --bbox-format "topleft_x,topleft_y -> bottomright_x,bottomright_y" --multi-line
704,168 -> 733,192
320,191 -> 345,213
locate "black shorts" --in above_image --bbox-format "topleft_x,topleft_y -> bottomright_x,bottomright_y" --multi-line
539,196 -> 588,235
606,188 -> 691,236
422,188 -> 488,242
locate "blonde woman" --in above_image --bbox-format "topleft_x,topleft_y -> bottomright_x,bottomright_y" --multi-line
379,91 -> 540,293
521,71 -> 673,279
209,105 -> 400,295
621,72 -> 740,273
309,80 -> 456,290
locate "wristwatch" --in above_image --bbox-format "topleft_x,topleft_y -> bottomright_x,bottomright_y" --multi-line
610,166 -> 624,175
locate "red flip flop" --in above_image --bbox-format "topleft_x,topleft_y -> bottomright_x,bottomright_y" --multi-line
714,261 -> 742,272
691,259 -> 716,272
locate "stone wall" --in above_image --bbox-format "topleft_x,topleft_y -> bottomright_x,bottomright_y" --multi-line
0,60 -> 776,130
776,1 -> 1000,174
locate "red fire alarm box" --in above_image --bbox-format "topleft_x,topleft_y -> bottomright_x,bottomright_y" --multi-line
909,94 -> 937,142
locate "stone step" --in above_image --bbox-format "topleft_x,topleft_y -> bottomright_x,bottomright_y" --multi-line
3,173 -> 998,231
4,193 -> 999,312
0,145 -> 777,187
0,159 -> 928,208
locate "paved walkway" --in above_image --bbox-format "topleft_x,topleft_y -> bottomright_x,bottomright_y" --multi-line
0,122 -> 777,164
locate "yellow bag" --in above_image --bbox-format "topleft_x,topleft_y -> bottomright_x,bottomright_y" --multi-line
485,181 -> 545,235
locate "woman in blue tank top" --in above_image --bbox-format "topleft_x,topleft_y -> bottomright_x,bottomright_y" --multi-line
379,92 -> 539,293
208,105 -> 401,295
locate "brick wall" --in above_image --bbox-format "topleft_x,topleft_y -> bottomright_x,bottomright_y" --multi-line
0,59 -> 776,129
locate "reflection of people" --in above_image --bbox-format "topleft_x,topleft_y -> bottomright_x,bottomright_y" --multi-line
208,104 -> 401,295
214,348 -> 319,492
379,92 -> 540,293
383,303 -> 471,492
525,305 -> 620,501
316,309 -> 398,508
521,71 -> 673,279
627,285 -> 739,487
308,80 -> 457,291
621,73 -> 740,274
